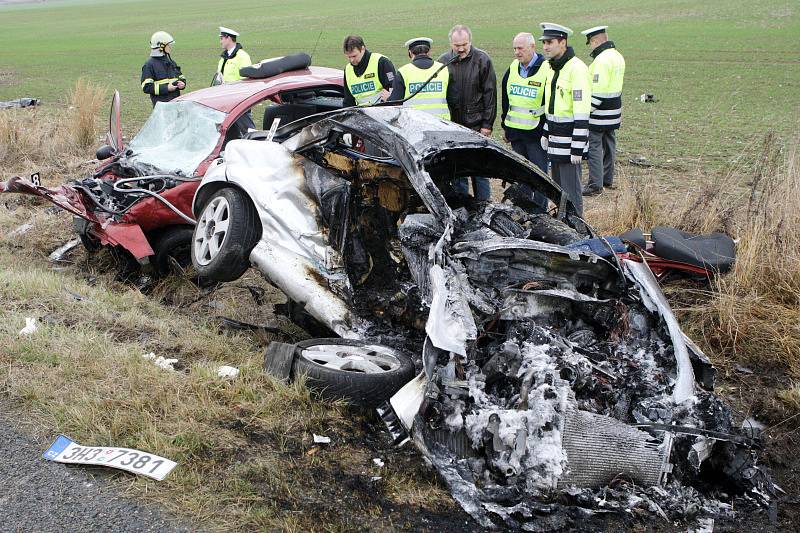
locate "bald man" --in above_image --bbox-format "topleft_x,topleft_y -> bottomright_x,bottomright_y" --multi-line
501,32 -> 551,212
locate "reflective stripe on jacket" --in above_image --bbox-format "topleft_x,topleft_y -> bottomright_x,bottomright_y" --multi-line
398,61 -> 450,119
588,42 -> 625,130
543,51 -> 592,162
504,58 -> 550,131
141,55 -> 185,107
345,53 -> 386,106
217,44 -> 252,83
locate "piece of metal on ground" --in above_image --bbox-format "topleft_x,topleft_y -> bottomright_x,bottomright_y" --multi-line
263,341 -> 297,381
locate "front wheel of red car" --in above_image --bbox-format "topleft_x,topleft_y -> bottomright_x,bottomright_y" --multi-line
191,187 -> 260,282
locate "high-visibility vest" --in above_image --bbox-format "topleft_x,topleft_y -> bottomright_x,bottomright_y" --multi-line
345,53 -> 386,106
588,45 -> 625,130
398,61 -> 450,119
504,59 -> 551,130
217,46 -> 252,83
543,54 -> 592,162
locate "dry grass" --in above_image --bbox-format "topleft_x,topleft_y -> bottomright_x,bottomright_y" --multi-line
0,78 -> 106,178
588,134 -> 800,416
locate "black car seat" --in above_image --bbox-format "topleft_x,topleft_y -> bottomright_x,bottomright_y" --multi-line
263,103 -> 319,129
651,226 -> 736,273
618,227 -> 647,249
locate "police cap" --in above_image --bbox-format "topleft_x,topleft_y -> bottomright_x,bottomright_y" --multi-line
580,25 -> 608,44
539,22 -> 572,41
219,26 -> 239,38
404,37 -> 433,50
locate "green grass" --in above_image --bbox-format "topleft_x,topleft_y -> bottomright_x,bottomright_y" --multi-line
1,0 -> 798,169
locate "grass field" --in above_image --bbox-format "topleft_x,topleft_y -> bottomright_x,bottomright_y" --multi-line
1,0 -> 799,169
2,1 -> 800,531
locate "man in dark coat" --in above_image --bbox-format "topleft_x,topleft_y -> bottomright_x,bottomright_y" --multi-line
439,24 -> 497,201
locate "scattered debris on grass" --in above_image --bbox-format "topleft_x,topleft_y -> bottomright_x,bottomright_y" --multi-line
142,352 -> 178,371
48,238 -> 80,262
216,365 -> 239,379
313,434 -> 331,444
18,317 -> 37,336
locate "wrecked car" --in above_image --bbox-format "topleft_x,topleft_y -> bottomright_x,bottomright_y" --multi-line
0,65 -> 343,275
190,107 -> 773,529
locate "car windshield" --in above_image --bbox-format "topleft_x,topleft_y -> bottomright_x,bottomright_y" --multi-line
127,101 -> 226,175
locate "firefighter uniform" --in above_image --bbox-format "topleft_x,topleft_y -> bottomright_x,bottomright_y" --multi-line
141,55 -> 185,107
581,26 -> 626,192
141,31 -> 186,107
540,23 -> 591,216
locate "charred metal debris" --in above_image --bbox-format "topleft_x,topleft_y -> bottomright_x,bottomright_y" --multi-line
262,109 -> 777,530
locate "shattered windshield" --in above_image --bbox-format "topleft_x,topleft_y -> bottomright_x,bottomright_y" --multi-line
127,101 -> 225,175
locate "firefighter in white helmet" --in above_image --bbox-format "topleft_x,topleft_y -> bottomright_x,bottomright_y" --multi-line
141,31 -> 186,107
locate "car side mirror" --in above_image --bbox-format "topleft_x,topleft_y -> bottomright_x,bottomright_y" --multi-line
96,144 -> 115,160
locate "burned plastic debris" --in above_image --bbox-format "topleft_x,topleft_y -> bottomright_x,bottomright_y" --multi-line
370,204 -> 775,530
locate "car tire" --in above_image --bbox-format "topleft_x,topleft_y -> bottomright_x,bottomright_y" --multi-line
151,226 -> 193,274
293,339 -> 415,407
191,187 -> 260,282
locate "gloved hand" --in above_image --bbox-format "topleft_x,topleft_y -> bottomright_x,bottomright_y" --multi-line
540,135 -> 548,151
570,154 -> 582,165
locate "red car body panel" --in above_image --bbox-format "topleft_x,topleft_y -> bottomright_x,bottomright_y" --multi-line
1,67 -> 343,261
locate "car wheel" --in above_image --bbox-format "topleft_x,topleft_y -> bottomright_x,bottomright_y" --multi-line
191,187 -> 260,282
293,339 -> 416,407
151,226 -> 193,274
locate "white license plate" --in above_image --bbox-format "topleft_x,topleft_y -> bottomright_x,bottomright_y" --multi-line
43,435 -> 177,481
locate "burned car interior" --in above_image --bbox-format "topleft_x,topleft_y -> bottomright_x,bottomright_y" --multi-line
223,107 -> 774,530
261,85 -> 344,131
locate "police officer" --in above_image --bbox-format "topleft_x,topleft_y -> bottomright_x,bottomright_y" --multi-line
216,27 -> 254,133
216,26 -> 252,83
580,26 -> 626,195
539,23 -> 591,217
395,38 -> 456,119
342,35 -> 400,106
141,31 -> 186,107
501,32 -> 551,213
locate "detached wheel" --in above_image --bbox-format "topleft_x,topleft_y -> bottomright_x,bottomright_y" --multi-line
293,339 -> 415,407
191,187 -> 260,282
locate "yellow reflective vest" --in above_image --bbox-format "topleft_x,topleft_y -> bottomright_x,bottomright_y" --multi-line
217,45 -> 252,83
398,61 -> 450,119
588,42 -> 625,130
543,52 -> 592,163
504,59 -> 551,131
345,53 -> 387,106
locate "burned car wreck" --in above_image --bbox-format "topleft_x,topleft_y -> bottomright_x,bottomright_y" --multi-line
190,107 -> 774,529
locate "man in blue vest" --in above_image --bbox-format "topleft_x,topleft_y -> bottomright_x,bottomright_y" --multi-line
501,32 -> 550,213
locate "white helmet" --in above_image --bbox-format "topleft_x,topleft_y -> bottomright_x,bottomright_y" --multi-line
150,31 -> 175,50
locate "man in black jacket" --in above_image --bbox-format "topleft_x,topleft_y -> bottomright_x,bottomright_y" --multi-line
439,24 -> 497,201
141,31 -> 186,107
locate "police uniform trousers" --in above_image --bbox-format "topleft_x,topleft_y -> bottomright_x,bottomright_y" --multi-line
586,129 -> 616,190
551,162 -> 583,217
509,126 -> 549,213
